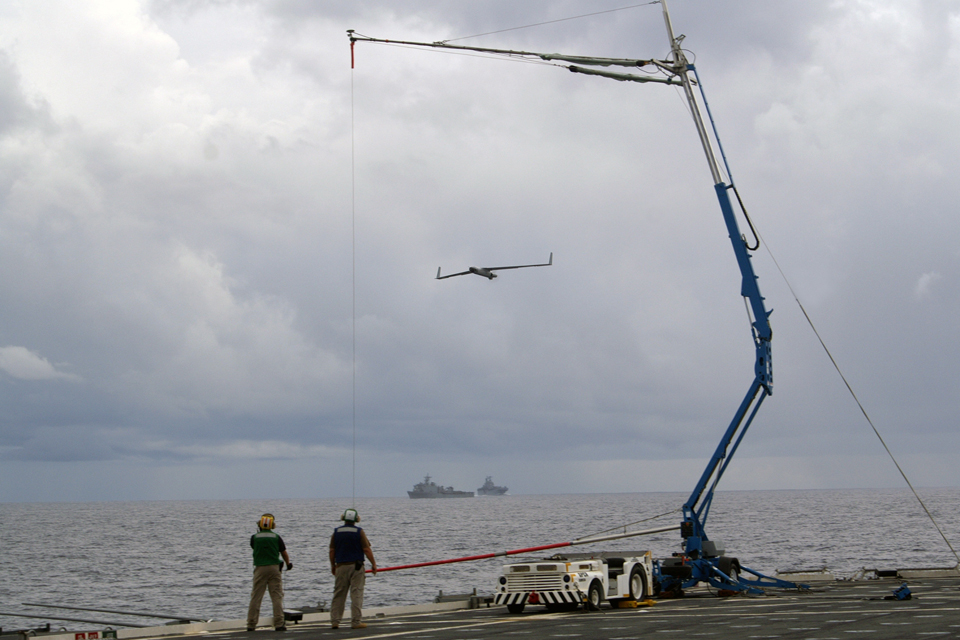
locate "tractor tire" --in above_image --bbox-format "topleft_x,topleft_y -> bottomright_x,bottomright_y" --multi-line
629,566 -> 647,601
718,557 -> 741,586
586,580 -> 604,611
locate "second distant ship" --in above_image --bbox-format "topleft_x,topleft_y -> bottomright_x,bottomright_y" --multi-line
477,476 -> 508,496
407,475 -> 474,498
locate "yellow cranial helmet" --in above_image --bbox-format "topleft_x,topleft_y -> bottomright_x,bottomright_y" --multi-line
341,509 -> 360,523
259,513 -> 275,530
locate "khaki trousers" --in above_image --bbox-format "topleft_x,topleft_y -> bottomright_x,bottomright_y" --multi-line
247,564 -> 284,629
330,563 -> 365,626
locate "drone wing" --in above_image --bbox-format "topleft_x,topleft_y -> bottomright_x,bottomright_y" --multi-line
486,252 -> 553,273
436,267 -> 473,280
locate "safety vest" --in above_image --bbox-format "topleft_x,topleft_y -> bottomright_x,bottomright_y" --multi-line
332,525 -> 364,564
251,529 -> 282,567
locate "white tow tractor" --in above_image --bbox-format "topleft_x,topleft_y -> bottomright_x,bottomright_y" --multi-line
494,551 -> 655,613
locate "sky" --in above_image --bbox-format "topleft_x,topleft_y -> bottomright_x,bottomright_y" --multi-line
0,0 -> 959,502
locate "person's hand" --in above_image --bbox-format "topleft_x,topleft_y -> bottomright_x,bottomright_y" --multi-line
286,562 -> 293,571
371,564 -> 377,576
331,566 -> 337,576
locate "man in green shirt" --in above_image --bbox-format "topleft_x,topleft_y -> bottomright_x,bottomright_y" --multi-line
247,513 -> 293,632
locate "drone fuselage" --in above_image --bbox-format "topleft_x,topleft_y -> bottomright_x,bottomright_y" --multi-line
469,267 -> 497,279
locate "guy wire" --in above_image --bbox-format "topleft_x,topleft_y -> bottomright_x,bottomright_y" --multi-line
577,508 -> 681,542
756,227 -> 960,565
442,1 -> 662,43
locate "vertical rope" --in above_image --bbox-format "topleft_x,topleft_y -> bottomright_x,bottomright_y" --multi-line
350,58 -> 357,508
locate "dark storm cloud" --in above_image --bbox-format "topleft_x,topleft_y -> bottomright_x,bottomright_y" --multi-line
1,1 -> 959,500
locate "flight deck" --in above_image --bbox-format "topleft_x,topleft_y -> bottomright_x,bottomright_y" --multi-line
13,572 -> 960,640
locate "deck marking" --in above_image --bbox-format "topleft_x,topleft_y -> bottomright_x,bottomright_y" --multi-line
342,615 -> 537,640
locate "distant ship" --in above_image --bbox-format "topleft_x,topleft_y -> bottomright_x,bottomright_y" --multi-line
407,475 -> 474,498
477,476 -> 508,496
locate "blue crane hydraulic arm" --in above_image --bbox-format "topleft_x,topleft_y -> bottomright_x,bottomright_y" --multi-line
350,0 -> 803,595
654,4 -> 800,594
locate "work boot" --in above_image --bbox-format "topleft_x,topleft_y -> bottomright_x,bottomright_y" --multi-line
350,622 -> 367,629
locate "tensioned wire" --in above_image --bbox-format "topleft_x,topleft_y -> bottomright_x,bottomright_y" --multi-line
755,229 -> 960,565
440,1 -> 662,43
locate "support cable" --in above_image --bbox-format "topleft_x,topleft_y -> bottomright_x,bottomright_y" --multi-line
759,232 -> 960,565
440,2 -> 662,43
578,508 -> 682,541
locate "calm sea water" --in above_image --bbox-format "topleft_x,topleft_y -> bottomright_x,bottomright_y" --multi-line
2,488 -> 959,632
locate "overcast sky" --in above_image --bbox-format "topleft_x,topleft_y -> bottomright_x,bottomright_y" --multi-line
0,0 -> 958,502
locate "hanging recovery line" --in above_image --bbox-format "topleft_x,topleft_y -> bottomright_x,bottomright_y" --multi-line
350,32 -> 358,506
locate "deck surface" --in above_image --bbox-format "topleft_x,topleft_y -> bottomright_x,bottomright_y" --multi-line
229,576 -> 960,640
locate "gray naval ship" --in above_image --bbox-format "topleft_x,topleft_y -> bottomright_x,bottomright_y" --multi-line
407,475 -> 474,498
477,476 -> 508,496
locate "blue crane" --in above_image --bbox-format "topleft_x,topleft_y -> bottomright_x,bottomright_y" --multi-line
652,2 -> 796,596
349,0 -> 804,596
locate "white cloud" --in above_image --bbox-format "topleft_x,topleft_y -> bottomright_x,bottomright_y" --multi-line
102,243 -> 351,418
0,346 -> 80,381
915,271 -> 943,299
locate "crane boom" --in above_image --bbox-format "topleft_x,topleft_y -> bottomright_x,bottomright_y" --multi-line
653,0 -> 768,549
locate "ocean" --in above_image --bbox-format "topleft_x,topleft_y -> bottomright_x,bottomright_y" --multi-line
2,488 -> 959,632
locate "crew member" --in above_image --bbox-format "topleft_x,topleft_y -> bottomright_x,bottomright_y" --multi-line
329,509 -> 377,629
247,513 -> 293,632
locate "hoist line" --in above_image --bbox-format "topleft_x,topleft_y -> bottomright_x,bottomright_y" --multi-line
757,232 -> 960,566
350,57 -> 357,507
440,1 -> 662,44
